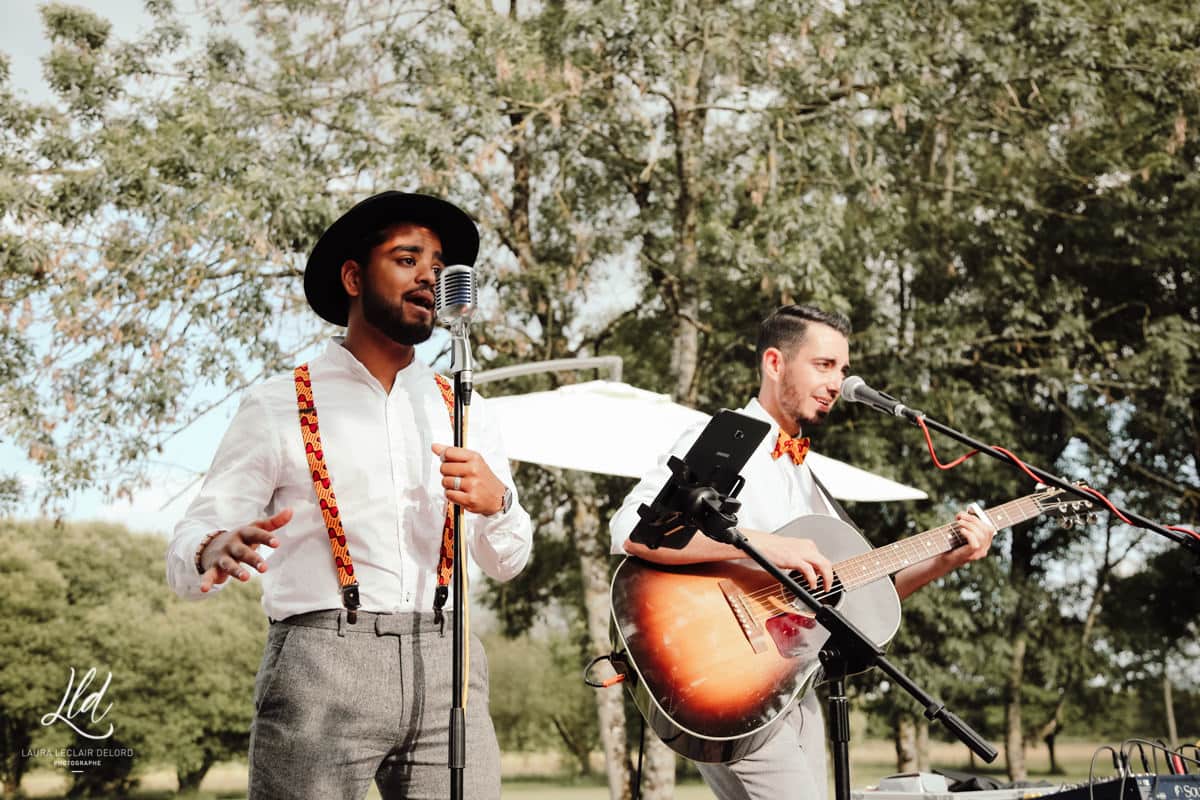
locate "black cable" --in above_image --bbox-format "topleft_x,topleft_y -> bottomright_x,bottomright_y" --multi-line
632,714 -> 646,800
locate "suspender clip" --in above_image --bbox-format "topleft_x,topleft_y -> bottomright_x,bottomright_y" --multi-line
342,583 -> 361,625
433,585 -> 449,635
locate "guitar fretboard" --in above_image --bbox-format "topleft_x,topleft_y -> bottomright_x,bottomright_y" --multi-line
833,496 -> 1040,591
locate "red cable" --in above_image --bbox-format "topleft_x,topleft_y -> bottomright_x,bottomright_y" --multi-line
914,418 -> 1200,541
917,417 -> 980,469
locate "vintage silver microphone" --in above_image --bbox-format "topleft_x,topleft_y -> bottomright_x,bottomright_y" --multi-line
434,264 -> 477,399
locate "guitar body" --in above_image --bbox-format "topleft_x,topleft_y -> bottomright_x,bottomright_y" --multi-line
609,515 -> 901,764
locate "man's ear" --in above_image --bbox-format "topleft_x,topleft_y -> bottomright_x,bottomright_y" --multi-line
340,259 -> 362,298
761,347 -> 784,382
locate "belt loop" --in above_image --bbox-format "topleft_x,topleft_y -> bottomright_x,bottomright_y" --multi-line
337,611 -> 346,638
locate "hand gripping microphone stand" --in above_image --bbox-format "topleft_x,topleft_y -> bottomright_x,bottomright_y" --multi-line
630,413 -> 997,800
434,264 -> 476,800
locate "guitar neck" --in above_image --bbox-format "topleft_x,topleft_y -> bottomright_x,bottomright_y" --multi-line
834,495 -> 1041,590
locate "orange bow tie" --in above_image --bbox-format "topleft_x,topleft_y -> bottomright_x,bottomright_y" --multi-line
772,431 -> 811,465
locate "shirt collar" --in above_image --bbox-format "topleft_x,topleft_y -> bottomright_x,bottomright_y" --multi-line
322,337 -> 432,389
742,397 -> 803,449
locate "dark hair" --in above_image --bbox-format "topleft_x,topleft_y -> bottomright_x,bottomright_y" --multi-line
755,304 -> 852,366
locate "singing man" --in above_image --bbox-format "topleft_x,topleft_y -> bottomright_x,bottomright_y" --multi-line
166,191 -> 532,800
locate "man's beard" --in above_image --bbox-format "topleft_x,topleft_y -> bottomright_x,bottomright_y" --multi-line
360,281 -> 434,346
780,380 -> 828,430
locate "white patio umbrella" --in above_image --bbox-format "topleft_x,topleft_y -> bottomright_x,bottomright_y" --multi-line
485,380 -> 927,502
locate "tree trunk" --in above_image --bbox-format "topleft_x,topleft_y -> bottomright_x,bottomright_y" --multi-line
641,737 -> 678,800
1034,525 -> 1120,769
1163,664 -> 1178,750
1044,731 -> 1060,775
1004,627 -> 1028,781
1,721 -> 31,800
176,752 -> 215,794
551,715 -> 593,777
665,8 -> 715,409
668,96 -> 701,405
573,475 -> 631,800
895,713 -> 918,772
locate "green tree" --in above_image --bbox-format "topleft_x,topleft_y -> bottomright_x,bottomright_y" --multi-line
486,632 -> 601,776
1102,547 -> 1200,749
0,520 -> 264,797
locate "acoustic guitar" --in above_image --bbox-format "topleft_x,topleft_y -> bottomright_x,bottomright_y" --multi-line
608,486 -> 1092,763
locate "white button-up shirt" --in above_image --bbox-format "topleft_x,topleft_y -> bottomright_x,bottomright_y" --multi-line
166,339 -> 533,619
609,398 -> 834,552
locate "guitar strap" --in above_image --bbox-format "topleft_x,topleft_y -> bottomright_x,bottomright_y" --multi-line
808,469 -> 861,533
810,467 -> 898,593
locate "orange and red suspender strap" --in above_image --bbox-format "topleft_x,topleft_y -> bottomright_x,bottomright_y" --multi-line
293,364 -> 457,623
432,374 -> 456,622
294,364 -> 360,621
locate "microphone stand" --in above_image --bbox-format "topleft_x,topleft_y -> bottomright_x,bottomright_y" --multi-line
880,406 -> 1200,556
447,322 -> 472,800
633,441 -> 998,800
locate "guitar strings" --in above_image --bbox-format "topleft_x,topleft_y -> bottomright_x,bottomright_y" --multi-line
733,493 -> 1058,623
737,529 -> 970,617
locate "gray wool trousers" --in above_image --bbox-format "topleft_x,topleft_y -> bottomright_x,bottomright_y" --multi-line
697,690 -> 830,800
247,610 -> 500,800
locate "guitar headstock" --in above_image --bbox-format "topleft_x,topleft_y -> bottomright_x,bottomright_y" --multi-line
1032,483 -> 1097,528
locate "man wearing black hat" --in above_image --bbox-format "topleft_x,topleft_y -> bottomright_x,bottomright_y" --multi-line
166,192 -> 532,799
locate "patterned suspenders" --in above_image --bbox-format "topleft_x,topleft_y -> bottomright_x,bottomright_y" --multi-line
293,364 -> 456,624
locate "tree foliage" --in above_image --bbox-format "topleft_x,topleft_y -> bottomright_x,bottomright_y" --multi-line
0,520 -> 264,796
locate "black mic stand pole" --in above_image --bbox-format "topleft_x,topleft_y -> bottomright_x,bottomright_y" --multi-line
448,324 -> 472,800
884,407 -> 1200,555
649,460 -> 998,800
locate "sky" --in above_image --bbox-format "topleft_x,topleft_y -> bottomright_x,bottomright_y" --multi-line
3,1 -> 153,98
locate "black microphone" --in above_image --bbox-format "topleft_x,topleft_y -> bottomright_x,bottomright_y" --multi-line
434,265 -> 477,399
840,376 -> 923,420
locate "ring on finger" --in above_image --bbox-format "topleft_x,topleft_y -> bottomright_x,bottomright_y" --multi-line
452,476 -> 461,491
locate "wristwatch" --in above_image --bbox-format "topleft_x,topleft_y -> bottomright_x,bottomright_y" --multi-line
490,487 -> 513,517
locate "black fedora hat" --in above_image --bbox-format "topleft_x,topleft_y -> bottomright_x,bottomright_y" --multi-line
304,191 -> 480,326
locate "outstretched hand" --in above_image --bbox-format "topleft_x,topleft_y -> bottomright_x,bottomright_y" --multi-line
198,508 -> 291,592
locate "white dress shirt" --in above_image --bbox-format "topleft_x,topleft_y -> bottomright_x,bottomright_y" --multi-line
609,398 -> 834,552
166,339 -> 533,619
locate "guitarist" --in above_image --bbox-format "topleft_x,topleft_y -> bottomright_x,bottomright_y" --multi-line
609,304 -> 996,800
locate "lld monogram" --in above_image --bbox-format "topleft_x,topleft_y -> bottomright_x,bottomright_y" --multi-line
40,667 -> 115,740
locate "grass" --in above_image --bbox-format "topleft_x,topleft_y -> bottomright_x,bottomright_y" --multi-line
16,739 -> 1130,799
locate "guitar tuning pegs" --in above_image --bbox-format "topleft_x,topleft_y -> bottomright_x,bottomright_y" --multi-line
1086,513 -> 1098,525
1061,517 -> 1074,530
